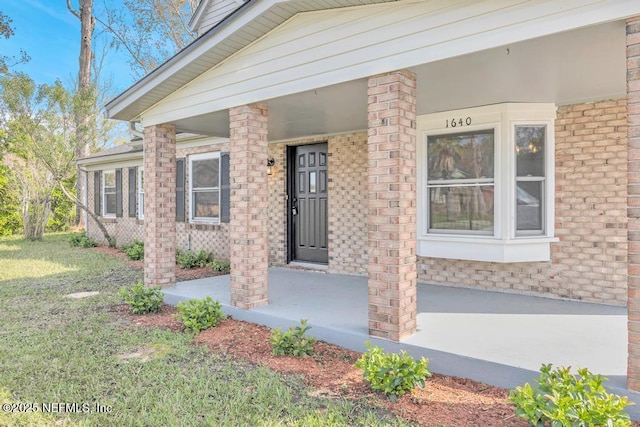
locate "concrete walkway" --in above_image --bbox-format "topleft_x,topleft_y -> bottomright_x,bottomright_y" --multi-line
162,267 -> 639,419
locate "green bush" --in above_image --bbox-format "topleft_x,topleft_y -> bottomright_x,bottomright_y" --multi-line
121,239 -> 144,260
208,259 -> 231,273
270,319 -> 317,357
509,364 -> 632,426
176,249 -> 209,269
354,342 -> 431,401
68,232 -> 98,248
175,297 -> 225,333
118,282 -> 164,314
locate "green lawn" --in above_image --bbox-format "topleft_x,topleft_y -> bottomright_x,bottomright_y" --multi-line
0,234 -> 407,426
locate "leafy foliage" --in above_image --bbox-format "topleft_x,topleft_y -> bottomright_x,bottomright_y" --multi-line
100,0 -> 197,77
270,319 -> 317,357
208,258 -> 230,273
0,164 -> 20,235
355,342 -> 431,401
175,297 -> 225,333
121,239 -> 144,260
119,281 -> 164,315
176,249 -> 209,269
68,232 -> 98,248
509,364 -> 632,426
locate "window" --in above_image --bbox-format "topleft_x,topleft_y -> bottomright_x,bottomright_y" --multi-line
189,152 -> 220,222
103,170 -> 116,217
427,130 -> 495,234
417,103 -> 557,263
138,169 -> 144,220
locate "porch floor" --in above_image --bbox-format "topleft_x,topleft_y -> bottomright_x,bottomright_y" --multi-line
162,267 -> 639,418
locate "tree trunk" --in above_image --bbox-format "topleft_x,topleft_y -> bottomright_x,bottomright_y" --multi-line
58,176 -> 114,247
72,0 -> 95,229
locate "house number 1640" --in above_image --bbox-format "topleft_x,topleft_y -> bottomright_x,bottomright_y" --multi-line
446,117 -> 472,128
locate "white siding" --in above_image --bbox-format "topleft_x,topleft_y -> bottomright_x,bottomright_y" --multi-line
197,0 -> 244,36
142,0 -> 640,126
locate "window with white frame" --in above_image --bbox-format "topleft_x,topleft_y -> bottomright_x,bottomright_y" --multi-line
417,103 -> 557,263
138,169 -> 144,220
102,170 -> 116,217
189,152 -> 220,222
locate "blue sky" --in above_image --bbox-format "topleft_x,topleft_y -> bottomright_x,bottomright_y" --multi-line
1,0 -> 136,96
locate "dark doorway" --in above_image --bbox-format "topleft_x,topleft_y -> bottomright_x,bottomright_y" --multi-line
288,143 -> 328,264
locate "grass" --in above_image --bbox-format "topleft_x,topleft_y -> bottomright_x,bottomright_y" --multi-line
0,233 -> 407,426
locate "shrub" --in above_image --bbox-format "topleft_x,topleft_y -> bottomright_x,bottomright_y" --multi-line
208,259 -> 231,273
175,297 -> 225,333
68,232 -> 98,248
509,364 -> 632,426
121,239 -> 144,260
354,342 -> 431,401
270,319 -> 317,357
176,249 -> 209,269
118,282 -> 163,314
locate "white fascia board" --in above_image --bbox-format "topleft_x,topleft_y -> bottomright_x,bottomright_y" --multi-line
189,0 -> 213,32
79,154 -> 143,171
105,0 -> 273,121
141,0 -> 640,127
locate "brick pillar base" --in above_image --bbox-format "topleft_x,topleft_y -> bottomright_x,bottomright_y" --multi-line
143,124 -> 176,287
628,16 -> 640,391
367,70 -> 418,341
229,103 -> 269,309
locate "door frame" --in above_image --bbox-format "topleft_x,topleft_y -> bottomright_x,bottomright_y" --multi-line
286,142 -> 329,264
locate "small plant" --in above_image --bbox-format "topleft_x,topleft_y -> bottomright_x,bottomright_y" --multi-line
208,259 -> 231,273
121,239 -> 144,260
107,236 -> 117,248
354,342 -> 431,401
68,232 -> 98,248
270,319 -> 317,357
176,249 -> 210,269
175,297 -> 225,333
509,364 -> 632,426
118,281 -> 163,314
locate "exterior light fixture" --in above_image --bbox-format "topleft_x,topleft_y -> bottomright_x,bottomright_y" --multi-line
267,158 -> 275,175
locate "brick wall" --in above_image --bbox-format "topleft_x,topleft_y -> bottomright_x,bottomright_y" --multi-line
175,143 -> 230,260
86,167 -> 145,247
266,132 -> 368,275
418,98 -> 629,306
86,141 -> 231,261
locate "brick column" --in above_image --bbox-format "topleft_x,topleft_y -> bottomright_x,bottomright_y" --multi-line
143,124 -> 176,287
229,103 -> 269,309
628,16 -> 640,391
367,70 -> 418,341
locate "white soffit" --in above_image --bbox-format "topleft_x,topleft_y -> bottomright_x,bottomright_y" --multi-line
140,0 -> 640,127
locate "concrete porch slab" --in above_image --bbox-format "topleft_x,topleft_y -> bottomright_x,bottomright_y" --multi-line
162,267 -> 640,419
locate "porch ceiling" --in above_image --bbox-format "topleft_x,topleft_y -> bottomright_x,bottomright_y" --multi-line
171,20 -> 626,141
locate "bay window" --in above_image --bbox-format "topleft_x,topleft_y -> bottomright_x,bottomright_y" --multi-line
417,103 -> 557,263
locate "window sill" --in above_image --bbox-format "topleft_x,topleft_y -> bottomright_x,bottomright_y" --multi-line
417,235 -> 558,263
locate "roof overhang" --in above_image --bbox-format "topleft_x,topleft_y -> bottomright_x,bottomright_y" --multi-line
104,0 -> 398,122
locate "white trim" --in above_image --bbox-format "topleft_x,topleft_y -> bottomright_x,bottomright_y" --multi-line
417,103 -> 557,263
188,152 -> 221,224
177,136 -> 230,150
102,170 -> 117,218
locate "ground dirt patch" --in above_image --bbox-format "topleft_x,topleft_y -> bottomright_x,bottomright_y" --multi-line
116,305 -> 535,426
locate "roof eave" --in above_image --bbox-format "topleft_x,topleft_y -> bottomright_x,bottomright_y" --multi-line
105,0 -> 260,122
